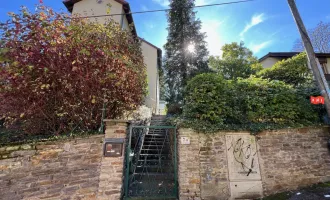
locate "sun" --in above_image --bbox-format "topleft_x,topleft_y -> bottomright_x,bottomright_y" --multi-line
187,43 -> 195,54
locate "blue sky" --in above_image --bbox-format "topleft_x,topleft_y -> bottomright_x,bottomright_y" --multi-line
0,0 -> 329,58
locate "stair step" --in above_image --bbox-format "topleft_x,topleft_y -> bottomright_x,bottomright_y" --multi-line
144,138 -> 167,141
143,143 -> 169,146
141,147 -> 168,149
147,131 -> 168,133
151,116 -> 166,119
143,142 -> 169,145
141,147 -> 170,149
147,133 -> 167,135
133,172 -> 174,176
144,138 -> 169,142
141,148 -> 170,151
145,134 -> 167,136
135,167 -> 173,170
136,165 -> 162,168
144,137 -> 166,140
138,159 -> 171,162
145,137 -> 167,139
140,151 -> 171,155
141,148 -> 170,150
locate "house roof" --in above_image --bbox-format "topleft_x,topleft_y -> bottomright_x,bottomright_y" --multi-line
139,37 -> 162,51
62,0 -> 137,37
259,52 -> 330,62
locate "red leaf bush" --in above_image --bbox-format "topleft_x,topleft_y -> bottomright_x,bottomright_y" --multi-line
0,7 -> 147,134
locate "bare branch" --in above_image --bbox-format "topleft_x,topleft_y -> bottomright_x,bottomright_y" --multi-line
292,21 -> 330,53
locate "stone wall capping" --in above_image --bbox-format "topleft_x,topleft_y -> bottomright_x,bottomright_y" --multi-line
103,119 -> 129,126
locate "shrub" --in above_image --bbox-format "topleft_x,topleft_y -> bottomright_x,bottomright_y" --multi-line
257,53 -> 313,86
0,7 -> 147,134
167,103 -> 183,116
231,77 -> 318,125
183,73 -> 230,124
183,74 -> 322,133
130,105 -> 152,121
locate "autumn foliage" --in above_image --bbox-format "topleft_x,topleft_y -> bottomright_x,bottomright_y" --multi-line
0,7 -> 147,134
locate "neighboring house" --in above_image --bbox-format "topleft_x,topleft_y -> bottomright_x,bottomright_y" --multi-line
259,52 -> 330,81
63,0 -> 161,114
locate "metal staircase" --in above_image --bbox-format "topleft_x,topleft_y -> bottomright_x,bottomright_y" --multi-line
124,115 -> 178,200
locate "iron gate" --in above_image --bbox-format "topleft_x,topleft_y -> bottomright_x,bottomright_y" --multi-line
123,126 -> 178,200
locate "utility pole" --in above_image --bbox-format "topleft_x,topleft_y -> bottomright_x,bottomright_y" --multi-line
287,0 -> 330,116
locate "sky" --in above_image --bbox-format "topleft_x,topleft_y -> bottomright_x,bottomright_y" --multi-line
0,0 -> 329,58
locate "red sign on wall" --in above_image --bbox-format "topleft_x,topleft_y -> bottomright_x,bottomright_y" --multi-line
310,96 -> 324,105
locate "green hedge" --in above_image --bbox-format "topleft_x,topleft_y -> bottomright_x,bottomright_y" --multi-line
257,53 -> 313,86
183,74 -> 323,133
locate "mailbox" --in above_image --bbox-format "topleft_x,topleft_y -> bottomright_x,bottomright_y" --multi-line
104,138 -> 124,157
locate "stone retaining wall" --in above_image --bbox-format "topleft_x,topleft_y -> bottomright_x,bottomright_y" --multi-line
178,127 -> 330,200
0,135 -> 104,200
1,126 -> 329,200
258,127 -> 330,196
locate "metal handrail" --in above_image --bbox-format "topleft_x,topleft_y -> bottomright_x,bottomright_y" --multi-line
124,125 -> 178,199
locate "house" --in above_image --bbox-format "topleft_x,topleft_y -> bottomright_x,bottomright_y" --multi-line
259,52 -> 330,81
63,0 -> 161,114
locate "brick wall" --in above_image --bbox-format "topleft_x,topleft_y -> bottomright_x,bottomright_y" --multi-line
0,135 -> 103,200
178,129 -> 201,199
199,133 -> 229,200
98,120 -> 128,200
178,127 -> 330,200
1,126 -> 329,200
178,129 -> 230,200
258,127 -> 330,196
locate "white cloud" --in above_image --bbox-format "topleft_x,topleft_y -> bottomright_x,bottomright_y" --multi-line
152,0 -> 216,7
201,19 -> 226,56
240,13 -> 266,37
152,0 -> 170,7
250,40 -> 272,53
195,0 -> 216,6
141,5 -> 148,11
268,29 -> 281,38
144,21 -> 155,29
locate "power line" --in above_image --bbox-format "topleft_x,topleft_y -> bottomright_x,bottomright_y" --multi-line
0,0 -> 254,26
78,0 -> 254,17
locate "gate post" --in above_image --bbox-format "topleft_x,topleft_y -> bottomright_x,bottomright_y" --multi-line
97,119 -> 129,200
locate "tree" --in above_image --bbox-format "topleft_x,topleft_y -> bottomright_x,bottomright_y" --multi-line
209,42 -> 262,80
158,65 -> 166,101
293,21 -> 330,53
163,0 -> 209,104
0,6 -> 147,134
257,52 -> 313,86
